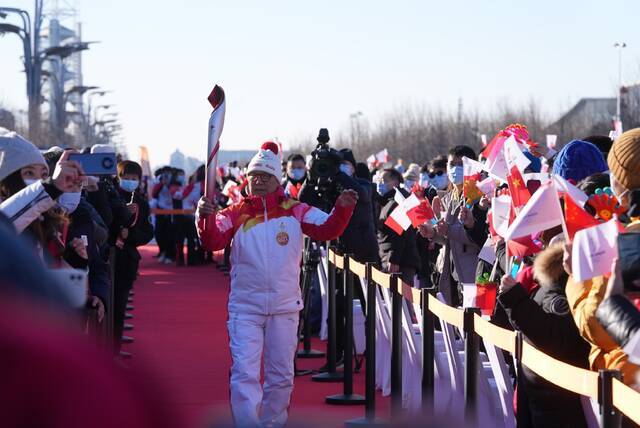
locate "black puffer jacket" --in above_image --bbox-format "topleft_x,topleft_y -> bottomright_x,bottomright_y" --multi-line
377,188 -> 420,270
596,294 -> 640,348
300,172 -> 379,263
499,258 -> 589,427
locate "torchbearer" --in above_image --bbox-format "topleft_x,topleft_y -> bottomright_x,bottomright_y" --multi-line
196,142 -> 358,427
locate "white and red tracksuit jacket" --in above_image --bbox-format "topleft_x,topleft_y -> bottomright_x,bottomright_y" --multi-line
197,187 -> 354,315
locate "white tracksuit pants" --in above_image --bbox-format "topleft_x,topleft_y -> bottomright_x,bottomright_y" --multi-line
227,311 -> 299,428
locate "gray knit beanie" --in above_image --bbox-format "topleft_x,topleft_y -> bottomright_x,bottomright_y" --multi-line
0,128 -> 47,182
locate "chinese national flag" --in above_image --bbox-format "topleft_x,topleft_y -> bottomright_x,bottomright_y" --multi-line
507,165 -> 531,209
564,193 -> 600,241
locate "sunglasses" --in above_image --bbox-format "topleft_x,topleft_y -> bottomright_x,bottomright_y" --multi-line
427,171 -> 445,179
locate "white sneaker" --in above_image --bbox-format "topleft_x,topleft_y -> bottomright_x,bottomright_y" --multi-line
158,255 -> 166,263
163,258 -> 174,265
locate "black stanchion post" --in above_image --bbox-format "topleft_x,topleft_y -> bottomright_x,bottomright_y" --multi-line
514,331 -> 524,427
347,263 -> 386,427
463,307 -> 480,424
326,254 -> 365,405
421,287 -> 435,414
390,273 -> 403,418
312,246 -> 343,382
599,369 -> 622,428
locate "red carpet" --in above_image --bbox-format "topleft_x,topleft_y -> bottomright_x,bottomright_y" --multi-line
128,245 -> 389,427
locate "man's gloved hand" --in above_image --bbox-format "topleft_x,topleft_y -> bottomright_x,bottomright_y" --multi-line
336,189 -> 358,208
197,196 -> 216,217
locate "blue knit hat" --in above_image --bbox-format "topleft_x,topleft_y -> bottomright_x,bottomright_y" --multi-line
523,151 -> 542,173
552,140 -> 608,183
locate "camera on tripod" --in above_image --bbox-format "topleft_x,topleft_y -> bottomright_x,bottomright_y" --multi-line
309,128 -> 343,184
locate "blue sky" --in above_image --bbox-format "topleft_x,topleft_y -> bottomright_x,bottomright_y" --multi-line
1,0 -> 639,166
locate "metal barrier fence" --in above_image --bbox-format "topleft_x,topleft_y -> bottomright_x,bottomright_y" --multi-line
325,247 -> 640,427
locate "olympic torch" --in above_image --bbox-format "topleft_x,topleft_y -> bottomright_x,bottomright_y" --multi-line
204,85 -> 226,221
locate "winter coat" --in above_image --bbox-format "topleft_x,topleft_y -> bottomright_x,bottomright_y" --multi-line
377,188 -> 420,271
197,187 -> 354,315
565,219 -> 640,386
299,172 -> 379,263
114,189 -> 153,285
597,294 -> 640,349
499,280 -> 589,427
66,198 -> 111,304
434,190 -> 483,305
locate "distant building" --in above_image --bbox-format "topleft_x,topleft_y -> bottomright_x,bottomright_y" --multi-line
548,83 -> 640,143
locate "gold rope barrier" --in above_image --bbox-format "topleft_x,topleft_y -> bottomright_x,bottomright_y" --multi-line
371,268 -> 391,289
427,294 -> 465,330
473,314 -> 517,353
520,341 -> 599,398
349,259 -> 366,278
328,250 -> 344,270
612,378 -> 640,425
400,280 -> 417,304
323,252 -> 640,420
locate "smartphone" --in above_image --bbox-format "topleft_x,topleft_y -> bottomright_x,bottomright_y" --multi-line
68,152 -> 117,176
49,268 -> 88,308
617,233 -> 640,292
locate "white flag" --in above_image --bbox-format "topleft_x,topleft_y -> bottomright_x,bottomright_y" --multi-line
504,135 -> 531,174
505,183 -> 564,240
492,194 -> 512,238
553,175 -> 589,208
572,219 -> 620,282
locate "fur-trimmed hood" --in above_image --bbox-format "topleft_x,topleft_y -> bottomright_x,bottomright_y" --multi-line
533,244 -> 568,288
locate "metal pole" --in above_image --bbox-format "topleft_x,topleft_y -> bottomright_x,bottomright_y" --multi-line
421,287 -> 435,414
312,246 -> 343,382
326,254 -> 365,405
390,273 -> 403,418
464,307 -> 481,424
599,369 -> 622,428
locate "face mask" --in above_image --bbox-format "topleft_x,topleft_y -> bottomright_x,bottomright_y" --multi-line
376,182 -> 389,196
339,164 -> 354,176
447,166 -> 463,185
289,168 -> 306,181
431,174 -> 449,190
404,180 -> 415,190
23,179 -> 39,186
57,192 -> 81,214
119,179 -> 139,193
176,176 -> 185,185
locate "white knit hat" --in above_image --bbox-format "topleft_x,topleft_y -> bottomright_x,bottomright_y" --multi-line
0,128 -> 47,182
247,142 -> 281,177
91,143 -> 113,154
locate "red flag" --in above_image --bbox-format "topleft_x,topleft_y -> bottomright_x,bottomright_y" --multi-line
406,198 -> 435,227
507,235 -> 543,258
507,165 -> 531,209
384,215 -> 406,235
564,193 -> 600,241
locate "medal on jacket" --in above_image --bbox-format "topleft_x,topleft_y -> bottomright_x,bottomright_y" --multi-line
276,222 -> 289,246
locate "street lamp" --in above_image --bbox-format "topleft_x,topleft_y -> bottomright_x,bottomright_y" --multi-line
614,42 -> 627,124
1,2 -> 45,139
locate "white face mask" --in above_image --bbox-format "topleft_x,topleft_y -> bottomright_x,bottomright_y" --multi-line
57,192 -> 81,214
447,166 -> 464,185
23,179 -> 39,186
431,174 -> 448,190
339,164 -> 354,176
